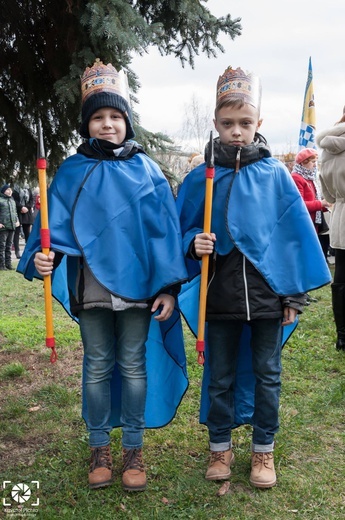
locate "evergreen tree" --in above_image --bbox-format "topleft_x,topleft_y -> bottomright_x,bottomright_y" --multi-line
0,0 -> 241,183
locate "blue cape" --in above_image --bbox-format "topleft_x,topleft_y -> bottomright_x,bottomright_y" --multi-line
177,157 -> 331,426
19,151 -> 187,300
18,149 -> 189,428
177,157 -> 331,294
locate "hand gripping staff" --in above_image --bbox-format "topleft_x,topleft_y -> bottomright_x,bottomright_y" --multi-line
196,132 -> 215,365
36,121 -> 57,363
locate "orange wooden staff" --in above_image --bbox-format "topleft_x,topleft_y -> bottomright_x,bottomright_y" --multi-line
196,132 -> 215,365
37,121 -> 57,363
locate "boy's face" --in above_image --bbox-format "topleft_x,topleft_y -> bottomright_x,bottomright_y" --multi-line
214,104 -> 262,147
88,107 -> 127,144
3,187 -> 12,197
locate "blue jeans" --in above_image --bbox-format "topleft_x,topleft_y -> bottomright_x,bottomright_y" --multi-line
79,307 -> 151,449
207,319 -> 282,453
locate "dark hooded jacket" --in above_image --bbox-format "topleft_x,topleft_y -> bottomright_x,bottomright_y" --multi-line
0,193 -> 18,231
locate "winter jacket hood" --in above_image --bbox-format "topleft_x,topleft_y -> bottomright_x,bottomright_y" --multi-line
316,122 -> 345,154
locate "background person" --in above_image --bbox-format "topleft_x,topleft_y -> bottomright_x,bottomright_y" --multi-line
291,148 -> 331,261
189,153 -> 204,171
12,182 -> 34,258
316,107 -> 345,351
283,152 -> 295,173
0,184 -> 19,270
32,187 -> 40,221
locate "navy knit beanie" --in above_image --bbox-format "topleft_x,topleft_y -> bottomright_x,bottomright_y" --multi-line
1,184 -> 10,194
79,92 -> 135,140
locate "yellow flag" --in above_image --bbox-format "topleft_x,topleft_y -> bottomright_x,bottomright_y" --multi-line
298,57 -> 316,149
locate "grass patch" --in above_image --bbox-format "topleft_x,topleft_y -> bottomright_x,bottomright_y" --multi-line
0,361 -> 26,379
0,264 -> 344,519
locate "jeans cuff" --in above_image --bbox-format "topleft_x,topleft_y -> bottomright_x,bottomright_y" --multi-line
209,441 -> 232,452
89,441 -> 110,448
122,445 -> 143,451
252,442 -> 274,453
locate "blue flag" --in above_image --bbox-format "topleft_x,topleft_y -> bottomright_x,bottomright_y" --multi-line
299,57 -> 316,150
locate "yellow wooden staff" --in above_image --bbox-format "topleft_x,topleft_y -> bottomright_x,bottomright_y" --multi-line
196,132 -> 215,365
37,121 -> 57,363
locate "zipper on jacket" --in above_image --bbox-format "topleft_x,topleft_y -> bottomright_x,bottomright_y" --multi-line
9,199 -> 16,229
207,251 -> 217,291
235,148 -> 241,173
243,254 -> 251,321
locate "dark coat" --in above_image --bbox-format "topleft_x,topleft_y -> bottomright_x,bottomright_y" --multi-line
12,186 -> 34,225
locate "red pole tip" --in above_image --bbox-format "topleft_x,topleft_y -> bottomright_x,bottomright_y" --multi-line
196,339 -> 205,352
196,340 -> 205,365
46,338 -> 57,363
50,347 -> 58,364
46,337 -> 55,348
36,158 -> 47,169
205,167 -> 215,179
197,352 -> 205,365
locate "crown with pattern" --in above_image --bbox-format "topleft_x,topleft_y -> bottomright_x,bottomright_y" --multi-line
81,58 -> 130,104
216,66 -> 261,110
79,58 -> 134,140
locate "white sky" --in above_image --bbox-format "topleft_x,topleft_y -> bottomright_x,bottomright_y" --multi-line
131,0 -> 345,155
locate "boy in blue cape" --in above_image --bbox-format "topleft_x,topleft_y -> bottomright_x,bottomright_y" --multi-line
177,66 -> 331,489
17,59 -> 188,492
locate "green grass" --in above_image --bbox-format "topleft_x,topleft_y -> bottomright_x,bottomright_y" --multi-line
0,264 -> 344,519
0,361 -> 26,379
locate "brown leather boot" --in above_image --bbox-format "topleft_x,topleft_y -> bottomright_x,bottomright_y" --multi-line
205,449 -> 235,480
89,445 -> 113,489
250,452 -> 276,488
122,448 -> 147,491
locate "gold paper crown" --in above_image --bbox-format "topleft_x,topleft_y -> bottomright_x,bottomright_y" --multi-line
81,58 -> 130,104
216,66 -> 261,109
